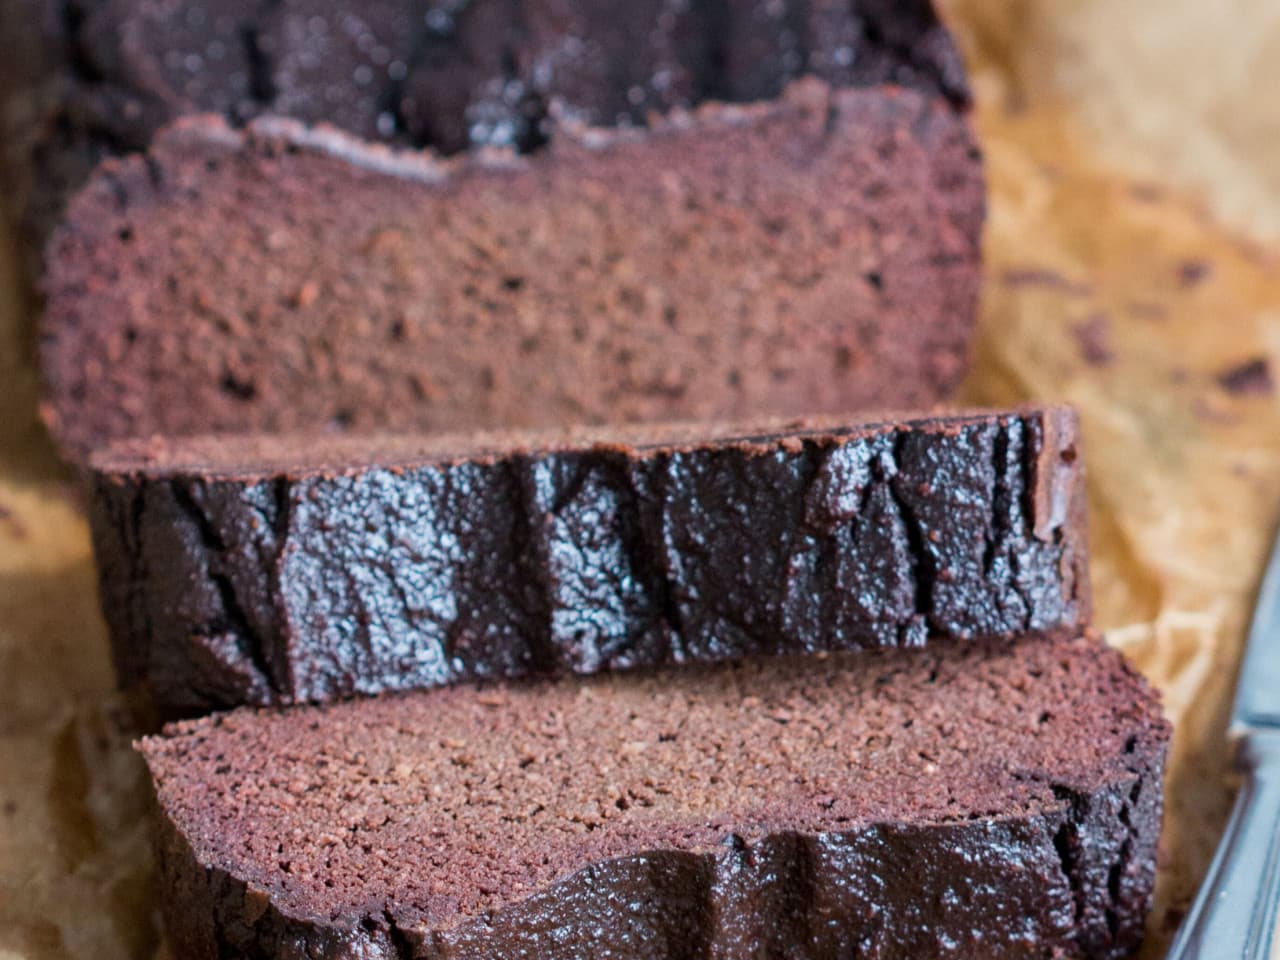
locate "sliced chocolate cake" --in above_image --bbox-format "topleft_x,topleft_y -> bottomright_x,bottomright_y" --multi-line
140,633 -> 1168,959
90,407 -> 1088,716
28,0 -> 984,460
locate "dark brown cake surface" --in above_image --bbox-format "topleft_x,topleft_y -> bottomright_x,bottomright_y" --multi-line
42,75 -> 983,459
140,633 -> 1168,959
90,407 -> 1088,716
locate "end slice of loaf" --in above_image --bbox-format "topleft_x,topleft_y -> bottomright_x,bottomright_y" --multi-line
140,632 -> 1168,959
91,406 -> 1088,716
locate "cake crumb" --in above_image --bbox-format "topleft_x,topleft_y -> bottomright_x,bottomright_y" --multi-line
1178,259 -> 1213,287
1217,357 -> 1274,397
1001,267 -> 1093,297
1071,314 -> 1114,366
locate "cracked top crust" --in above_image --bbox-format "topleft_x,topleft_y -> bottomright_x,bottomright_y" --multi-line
90,406 -> 1088,716
140,632 -> 1168,959
24,0 -> 969,155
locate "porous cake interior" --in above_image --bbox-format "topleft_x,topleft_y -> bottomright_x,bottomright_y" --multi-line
142,634 -> 1162,931
46,81 -> 982,457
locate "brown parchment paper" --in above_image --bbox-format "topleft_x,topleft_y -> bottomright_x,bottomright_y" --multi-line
3,2 -> 1280,957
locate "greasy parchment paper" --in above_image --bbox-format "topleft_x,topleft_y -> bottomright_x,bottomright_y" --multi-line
3,2 -> 1280,956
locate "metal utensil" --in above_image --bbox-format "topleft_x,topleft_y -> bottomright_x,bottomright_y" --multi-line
1167,523 -> 1280,958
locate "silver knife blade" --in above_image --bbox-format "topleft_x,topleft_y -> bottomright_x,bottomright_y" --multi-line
1233,521 -> 1280,734
1167,520 -> 1280,959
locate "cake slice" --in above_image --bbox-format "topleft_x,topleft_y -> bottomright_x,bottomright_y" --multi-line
140,633 -> 1168,959
41,65 -> 982,460
90,406 -> 1088,717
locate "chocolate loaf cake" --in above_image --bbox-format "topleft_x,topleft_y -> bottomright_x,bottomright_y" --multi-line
140,633 -> 1168,959
91,407 -> 1088,717
4,0 -> 970,253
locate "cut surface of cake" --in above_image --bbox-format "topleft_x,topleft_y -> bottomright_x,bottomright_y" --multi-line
140,633 -> 1168,959
42,71 -> 983,458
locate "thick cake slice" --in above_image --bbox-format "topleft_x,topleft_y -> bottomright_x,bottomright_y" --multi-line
42,69 -> 982,459
140,633 -> 1169,959
91,407 -> 1088,716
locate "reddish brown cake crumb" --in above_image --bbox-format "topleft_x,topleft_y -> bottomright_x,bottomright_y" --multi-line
140,632 -> 1168,959
41,72 -> 983,460
1177,259 -> 1213,287
1217,357 -> 1274,397
1072,314 -> 1115,367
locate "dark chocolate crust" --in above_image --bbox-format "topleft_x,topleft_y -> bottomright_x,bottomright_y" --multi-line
3,0 -> 970,256
141,634 -> 1167,959
91,407 -> 1088,716
43,77 -> 983,460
